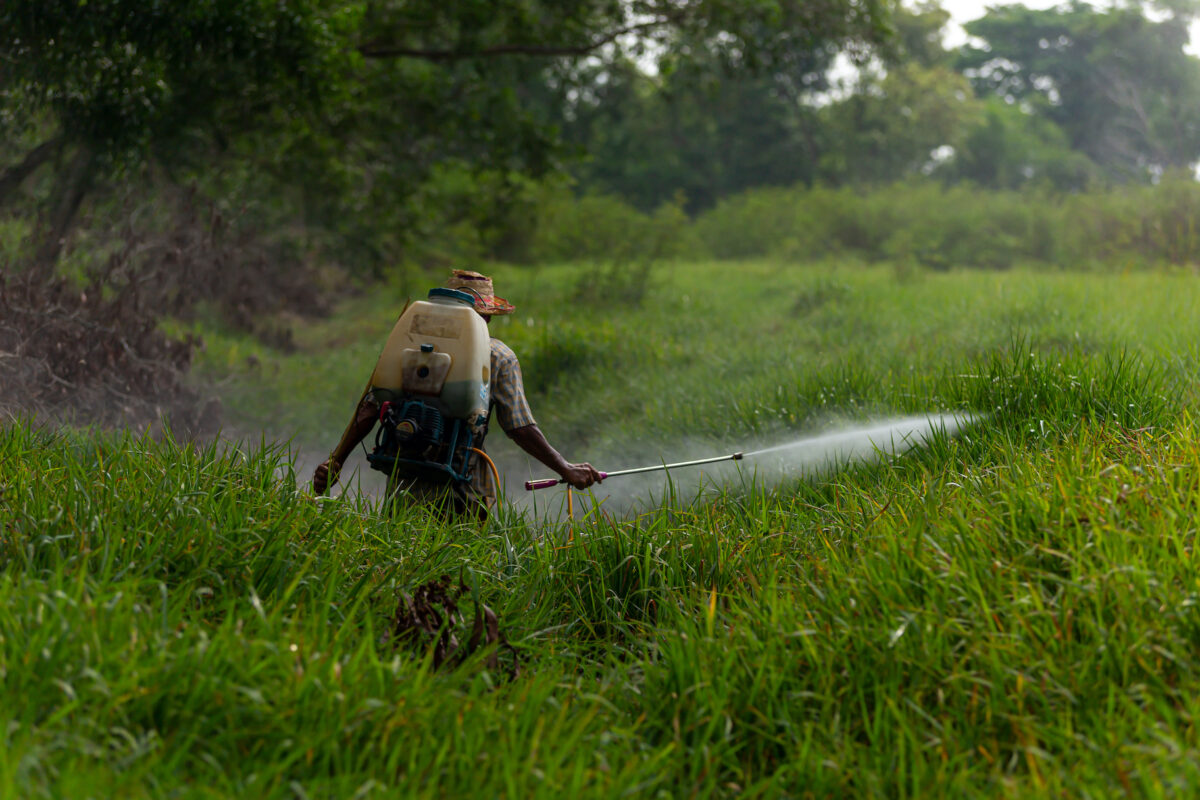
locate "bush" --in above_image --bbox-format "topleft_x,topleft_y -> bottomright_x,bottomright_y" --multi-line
525,190 -> 695,266
507,176 -> 1200,273
690,177 -> 1200,270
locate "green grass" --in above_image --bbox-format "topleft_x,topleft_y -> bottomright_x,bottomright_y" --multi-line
6,261 -> 1200,796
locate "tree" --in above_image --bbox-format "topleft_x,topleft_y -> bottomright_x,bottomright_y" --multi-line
942,98 -> 1098,190
817,63 -> 983,184
886,1 -> 954,69
356,1 -> 891,70
812,3 -> 984,185
958,2 -> 1200,180
560,56 -> 829,212
0,0 -> 894,274
1,0 -> 345,270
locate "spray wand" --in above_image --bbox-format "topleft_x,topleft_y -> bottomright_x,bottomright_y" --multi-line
525,452 -> 744,491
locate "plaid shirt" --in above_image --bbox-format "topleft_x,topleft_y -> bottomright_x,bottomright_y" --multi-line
489,338 -> 535,431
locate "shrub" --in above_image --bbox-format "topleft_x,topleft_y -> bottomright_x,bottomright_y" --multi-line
691,178 -> 1200,270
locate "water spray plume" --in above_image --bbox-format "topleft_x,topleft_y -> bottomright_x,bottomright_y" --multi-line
744,416 -> 966,459
524,414 -> 973,493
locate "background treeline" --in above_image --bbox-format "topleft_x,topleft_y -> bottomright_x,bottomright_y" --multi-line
508,174 -> 1200,271
288,0 -> 1200,272
560,1 -> 1200,211
5,1 -> 1200,281
430,0 -> 1200,270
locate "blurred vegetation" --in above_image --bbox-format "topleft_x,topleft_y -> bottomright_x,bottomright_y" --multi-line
6,1 -> 1200,285
0,0 -> 891,277
564,1 -> 1200,210
0,0 -> 890,425
707,173 -> 1200,268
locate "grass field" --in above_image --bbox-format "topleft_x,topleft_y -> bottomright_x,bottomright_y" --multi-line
5,261 -> 1200,796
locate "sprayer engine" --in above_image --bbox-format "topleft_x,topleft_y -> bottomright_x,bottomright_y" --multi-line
378,399 -> 445,454
368,398 -> 480,484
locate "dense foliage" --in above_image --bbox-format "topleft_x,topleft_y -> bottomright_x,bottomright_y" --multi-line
5,1 -> 1199,283
959,2 -> 1200,178
0,0 -> 891,273
566,1 -> 1200,209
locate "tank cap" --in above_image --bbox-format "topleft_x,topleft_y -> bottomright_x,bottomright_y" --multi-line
420,343 -> 434,353
427,288 -> 475,305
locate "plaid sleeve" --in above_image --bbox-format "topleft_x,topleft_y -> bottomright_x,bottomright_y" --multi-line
490,339 -> 536,431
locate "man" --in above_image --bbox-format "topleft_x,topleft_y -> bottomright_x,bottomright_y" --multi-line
312,270 -> 601,518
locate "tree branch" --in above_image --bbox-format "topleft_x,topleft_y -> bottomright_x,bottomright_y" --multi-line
358,17 -> 674,61
0,136 -> 63,209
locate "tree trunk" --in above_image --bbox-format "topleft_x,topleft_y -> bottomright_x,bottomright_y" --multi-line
31,143 -> 95,279
0,137 -> 63,209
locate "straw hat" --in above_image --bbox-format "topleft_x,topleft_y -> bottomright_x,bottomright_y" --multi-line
445,269 -> 515,316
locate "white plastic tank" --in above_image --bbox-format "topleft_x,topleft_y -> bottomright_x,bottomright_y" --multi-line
369,288 -> 491,424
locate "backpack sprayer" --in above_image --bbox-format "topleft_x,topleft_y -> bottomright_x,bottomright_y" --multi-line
363,288 -> 494,486
524,451 -> 744,491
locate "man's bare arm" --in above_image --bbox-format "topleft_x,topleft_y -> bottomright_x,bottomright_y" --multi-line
313,394 -> 379,494
506,424 -> 602,490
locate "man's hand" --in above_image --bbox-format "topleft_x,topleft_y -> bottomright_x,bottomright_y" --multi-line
312,459 -> 340,495
507,424 -> 601,490
560,462 -> 602,490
